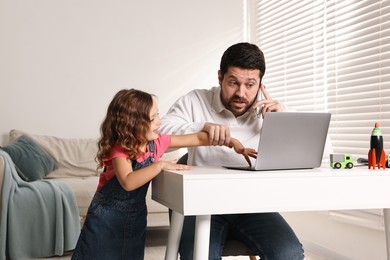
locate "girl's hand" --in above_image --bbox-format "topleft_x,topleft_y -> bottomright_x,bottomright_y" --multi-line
235,147 -> 257,167
228,138 -> 257,167
158,160 -> 192,171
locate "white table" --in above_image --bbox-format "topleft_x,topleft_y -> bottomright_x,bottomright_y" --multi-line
151,166 -> 390,260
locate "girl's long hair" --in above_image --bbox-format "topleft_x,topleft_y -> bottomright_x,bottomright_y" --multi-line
96,89 -> 153,168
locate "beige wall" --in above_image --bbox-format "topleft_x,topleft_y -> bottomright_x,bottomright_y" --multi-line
0,0 -> 245,144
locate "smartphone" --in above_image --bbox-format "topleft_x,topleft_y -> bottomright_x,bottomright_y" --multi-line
255,86 -> 264,118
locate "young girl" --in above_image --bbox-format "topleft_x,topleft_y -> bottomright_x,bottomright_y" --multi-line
71,89 -> 256,260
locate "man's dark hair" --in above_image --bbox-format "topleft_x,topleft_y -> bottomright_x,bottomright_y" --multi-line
220,42 -> 266,81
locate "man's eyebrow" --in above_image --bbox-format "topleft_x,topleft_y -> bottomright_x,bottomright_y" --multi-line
228,74 -> 258,82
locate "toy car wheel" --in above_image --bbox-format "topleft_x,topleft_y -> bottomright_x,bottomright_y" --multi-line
346,162 -> 354,169
334,162 -> 341,169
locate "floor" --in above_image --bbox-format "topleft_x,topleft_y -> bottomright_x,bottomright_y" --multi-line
37,228 -> 321,260
143,228 -> 321,260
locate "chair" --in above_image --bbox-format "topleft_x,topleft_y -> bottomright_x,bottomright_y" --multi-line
177,153 -> 257,260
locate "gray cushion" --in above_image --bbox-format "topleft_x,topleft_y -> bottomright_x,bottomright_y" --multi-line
9,129 -> 99,178
1,135 -> 56,181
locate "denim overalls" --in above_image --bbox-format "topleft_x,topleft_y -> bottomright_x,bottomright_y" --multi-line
72,141 -> 155,260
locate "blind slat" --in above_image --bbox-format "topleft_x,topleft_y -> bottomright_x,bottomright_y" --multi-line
252,0 -> 390,156
250,0 -> 389,228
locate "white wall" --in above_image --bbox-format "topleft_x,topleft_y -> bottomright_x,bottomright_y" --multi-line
0,0 -> 245,144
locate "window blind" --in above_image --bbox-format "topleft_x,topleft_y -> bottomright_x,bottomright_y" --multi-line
249,0 -> 390,230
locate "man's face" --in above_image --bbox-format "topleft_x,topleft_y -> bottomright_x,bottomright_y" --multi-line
219,66 -> 261,117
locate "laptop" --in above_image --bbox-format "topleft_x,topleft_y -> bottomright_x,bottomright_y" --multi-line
224,112 -> 331,171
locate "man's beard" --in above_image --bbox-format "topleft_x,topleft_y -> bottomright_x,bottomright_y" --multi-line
227,96 -> 251,116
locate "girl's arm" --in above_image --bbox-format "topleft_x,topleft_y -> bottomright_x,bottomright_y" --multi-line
112,157 -> 190,191
170,132 -> 257,166
169,132 -> 210,147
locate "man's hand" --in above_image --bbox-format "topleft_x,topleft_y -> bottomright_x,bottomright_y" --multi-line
253,84 -> 283,118
202,122 -> 231,146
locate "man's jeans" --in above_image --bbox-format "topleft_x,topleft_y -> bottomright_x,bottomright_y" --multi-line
178,212 -> 304,260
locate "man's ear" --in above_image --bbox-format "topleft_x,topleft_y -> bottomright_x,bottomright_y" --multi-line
218,70 -> 223,85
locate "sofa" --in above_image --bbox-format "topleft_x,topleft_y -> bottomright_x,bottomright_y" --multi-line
0,129 -> 177,259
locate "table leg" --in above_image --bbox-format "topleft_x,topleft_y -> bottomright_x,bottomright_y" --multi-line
165,210 -> 184,260
384,209 -> 390,260
193,215 -> 211,260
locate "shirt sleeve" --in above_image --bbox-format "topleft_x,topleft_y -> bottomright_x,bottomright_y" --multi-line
105,144 -> 129,162
160,91 -> 205,135
154,134 -> 171,161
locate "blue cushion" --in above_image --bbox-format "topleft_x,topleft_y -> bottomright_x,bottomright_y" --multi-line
1,135 -> 56,181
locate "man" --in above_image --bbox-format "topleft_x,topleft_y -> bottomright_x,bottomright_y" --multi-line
160,42 -> 304,260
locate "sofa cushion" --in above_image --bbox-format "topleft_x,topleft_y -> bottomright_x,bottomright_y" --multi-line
1,135 -> 56,181
9,129 -> 99,178
55,176 -> 99,217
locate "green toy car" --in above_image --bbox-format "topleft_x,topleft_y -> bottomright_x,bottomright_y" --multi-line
330,153 -> 354,169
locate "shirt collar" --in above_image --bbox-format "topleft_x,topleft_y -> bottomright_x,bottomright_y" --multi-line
211,86 -> 226,114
